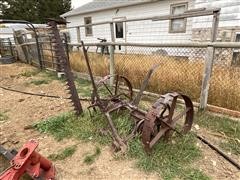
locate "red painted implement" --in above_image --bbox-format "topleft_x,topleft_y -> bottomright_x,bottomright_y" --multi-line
0,140 -> 55,180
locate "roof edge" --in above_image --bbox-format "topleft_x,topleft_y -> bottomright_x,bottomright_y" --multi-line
61,0 -> 158,18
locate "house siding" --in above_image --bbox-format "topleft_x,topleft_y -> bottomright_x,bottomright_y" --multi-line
193,0 -> 240,42
67,0 -> 240,44
66,0 -> 195,46
66,0 -> 240,60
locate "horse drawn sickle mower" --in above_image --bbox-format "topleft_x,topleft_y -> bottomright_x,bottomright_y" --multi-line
47,19 -> 83,115
81,41 -> 194,152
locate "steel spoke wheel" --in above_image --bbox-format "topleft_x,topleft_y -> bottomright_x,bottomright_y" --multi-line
141,92 -> 194,152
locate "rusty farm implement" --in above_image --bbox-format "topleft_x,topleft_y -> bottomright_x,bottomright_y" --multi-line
81,42 -> 194,152
47,19 -> 83,115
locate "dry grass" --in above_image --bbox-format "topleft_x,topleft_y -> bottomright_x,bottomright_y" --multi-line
69,51 -> 240,111
70,51 -> 109,76
209,66 -> 240,111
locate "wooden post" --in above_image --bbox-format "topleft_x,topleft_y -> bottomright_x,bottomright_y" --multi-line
109,22 -> 115,86
76,27 -> 81,50
14,30 -> 28,63
199,10 -> 220,109
199,46 -> 214,109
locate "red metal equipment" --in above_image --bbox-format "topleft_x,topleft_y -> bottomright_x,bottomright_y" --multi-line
0,140 -> 55,180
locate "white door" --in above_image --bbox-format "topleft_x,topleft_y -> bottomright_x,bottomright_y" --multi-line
113,17 -> 126,53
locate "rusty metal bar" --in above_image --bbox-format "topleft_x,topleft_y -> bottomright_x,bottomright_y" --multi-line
197,135 -> 240,170
132,64 -> 160,106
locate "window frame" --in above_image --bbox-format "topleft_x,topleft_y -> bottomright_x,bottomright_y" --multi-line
169,2 -> 188,33
84,16 -> 93,36
231,32 -> 240,66
113,17 -> 126,40
115,22 -> 124,39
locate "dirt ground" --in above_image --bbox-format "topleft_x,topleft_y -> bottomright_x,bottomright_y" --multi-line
0,62 -> 239,179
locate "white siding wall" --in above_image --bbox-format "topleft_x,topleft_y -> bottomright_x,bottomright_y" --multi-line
66,0 -> 195,46
193,0 -> 240,28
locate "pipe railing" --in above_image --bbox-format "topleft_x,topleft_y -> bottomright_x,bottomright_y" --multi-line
0,19 -> 43,69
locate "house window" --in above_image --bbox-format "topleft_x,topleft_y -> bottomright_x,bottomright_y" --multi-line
115,22 -> 124,38
232,33 -> 240,66
169,3 -> 188,33
84,17 -> 92,36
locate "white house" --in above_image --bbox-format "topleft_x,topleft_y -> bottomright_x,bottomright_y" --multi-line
61,0 -> 240,65
62,0 -> 240,44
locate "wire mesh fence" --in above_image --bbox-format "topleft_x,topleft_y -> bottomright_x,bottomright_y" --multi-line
68,45 -> 206,102
114,46 -> 206,102
38,34 -> 56,69
0,37 -> 15,57
209,47 -> 240,111
69,49 -> 110,77
67,44 -> 240,112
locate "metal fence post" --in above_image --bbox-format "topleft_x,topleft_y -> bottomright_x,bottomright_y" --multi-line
199,46 -> 214,109
8,38 -> 14,56
199,10 -> 220,109
109,22 -> 115,86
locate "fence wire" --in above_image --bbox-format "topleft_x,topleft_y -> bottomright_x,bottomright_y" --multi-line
209,47 -> 240,111
114,46 -> 206,102
69,48 -> 110,77
0,37 -> 15,57
68,45 -> 240,112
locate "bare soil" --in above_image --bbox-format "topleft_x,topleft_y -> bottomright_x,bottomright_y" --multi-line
0,63 -> 158,179
0,62 -> 239,179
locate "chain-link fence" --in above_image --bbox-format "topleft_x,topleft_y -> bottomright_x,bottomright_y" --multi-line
67,43 -> 240,112
64,7 -> 240,113
114,46 -> 206,102
209,47 -> 240,111
2,8 -> 239,113
70,52 -> 109,76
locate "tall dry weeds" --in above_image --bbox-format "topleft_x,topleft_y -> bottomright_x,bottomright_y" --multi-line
69,51 -> 240,111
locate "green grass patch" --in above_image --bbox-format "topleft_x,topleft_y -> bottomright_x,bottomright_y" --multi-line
0,112 -> 8,122
34,112 -> 111,143
48,145 -> 77,161
75,78 -> 92,97
195,112 -> 240,140
111,112 -> 135,137
83,146 -> 101,165
75,77 -> 118,98
195,112 -> 240,156
35,111 -> 208,179
30,79 -> 49,85
40,70 -> 66,82
28,70 -> 73,86
20,70 -> 40,77
127,133 -> 203,179
182,168 -> 210,180
220,139 -> 240,156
